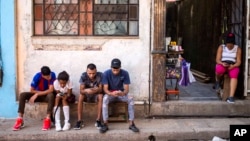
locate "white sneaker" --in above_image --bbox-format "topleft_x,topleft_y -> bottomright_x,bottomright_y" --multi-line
55,123 -> 62,132
62,122 -> 71,131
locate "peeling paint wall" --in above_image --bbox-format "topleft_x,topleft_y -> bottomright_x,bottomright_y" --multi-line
17,0 -> 151,101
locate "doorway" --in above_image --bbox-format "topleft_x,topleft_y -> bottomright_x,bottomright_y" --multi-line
165,0 -> 246,100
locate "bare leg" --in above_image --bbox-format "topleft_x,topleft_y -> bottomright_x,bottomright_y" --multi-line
97,94 -> 103,121
46,114 -> 51,119
230,78 -> 237,97
129,120 -> 134,125
18,113 -> 24,118
53,96 -> 61,119
77,94 -> 84,121
215,73 -> 223,82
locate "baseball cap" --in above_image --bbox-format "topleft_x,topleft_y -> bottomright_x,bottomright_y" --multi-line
111,58 -> 121,68
225,32 -> 235,44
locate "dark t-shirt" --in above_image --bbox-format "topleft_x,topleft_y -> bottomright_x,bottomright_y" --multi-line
30,72 -> 56,91
79,72 -> 103,88
102,69 -> 130,91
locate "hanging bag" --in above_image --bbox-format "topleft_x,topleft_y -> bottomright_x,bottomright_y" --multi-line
178,60 -> 190,86
186,62 -> 196,83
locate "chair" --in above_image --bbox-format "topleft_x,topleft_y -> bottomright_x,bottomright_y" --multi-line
108,101 -> 128,122
221,74 -> 230,101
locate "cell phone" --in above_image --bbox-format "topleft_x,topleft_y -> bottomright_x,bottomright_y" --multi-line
222,61 -> 235,65
59,93 -> 64,96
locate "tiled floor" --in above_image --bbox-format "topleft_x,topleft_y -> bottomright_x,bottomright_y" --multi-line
166,79 -> 220,101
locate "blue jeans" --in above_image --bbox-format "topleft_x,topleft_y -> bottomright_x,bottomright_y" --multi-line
102,94 -> 135,121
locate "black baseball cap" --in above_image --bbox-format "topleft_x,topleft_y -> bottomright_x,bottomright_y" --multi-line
111,58 -> 121,68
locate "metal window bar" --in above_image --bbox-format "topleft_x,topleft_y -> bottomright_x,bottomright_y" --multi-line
34,0 -> 138,36
93,0 -> 138,36
43,0 -> 79,35
221,0 -> 243,47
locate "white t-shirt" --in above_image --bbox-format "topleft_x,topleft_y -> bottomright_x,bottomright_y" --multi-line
221,44 -> 238,63
53,79 -> 73,93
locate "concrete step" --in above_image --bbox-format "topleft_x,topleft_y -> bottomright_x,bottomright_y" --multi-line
24,98 -> 250,121
1,117 -> 250,141
149,99 -> 250,117
5,99 -> 250,141
24,102 -> 147,121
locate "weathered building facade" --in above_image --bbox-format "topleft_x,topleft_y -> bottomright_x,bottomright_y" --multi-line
0,0 -> 250,118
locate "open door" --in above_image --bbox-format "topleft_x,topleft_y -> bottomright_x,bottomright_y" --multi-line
244,0 -> 250,97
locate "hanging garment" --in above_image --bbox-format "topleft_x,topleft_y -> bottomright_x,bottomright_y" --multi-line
187,62 -> 196,83
178,60 -> 190,86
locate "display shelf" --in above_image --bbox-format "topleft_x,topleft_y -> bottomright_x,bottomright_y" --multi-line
165,49 -> 183,100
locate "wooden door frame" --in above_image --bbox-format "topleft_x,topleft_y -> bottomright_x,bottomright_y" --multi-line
151,0 -> 167,102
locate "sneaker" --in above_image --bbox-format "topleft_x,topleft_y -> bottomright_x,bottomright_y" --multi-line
227,97 -> 235,104
99,124 -> 109,133
55,122 -> 62,132
62,122 -> 71,131
12,117 -> 24,131
42,118 -> 51,131
129,124 -> 139,132
95,120 -> 102,129
73,121 -> 84,130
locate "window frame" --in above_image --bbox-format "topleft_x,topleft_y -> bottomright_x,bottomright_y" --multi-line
33,0 -> 139,36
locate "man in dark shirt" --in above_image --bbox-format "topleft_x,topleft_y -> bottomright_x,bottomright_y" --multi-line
74,63 -> 103,130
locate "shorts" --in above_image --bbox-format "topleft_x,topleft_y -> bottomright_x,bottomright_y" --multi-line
215,64 -> 240,78
83,94 -> 100,103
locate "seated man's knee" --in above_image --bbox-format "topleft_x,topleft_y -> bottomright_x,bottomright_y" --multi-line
99,94 -> 103,98
103,94 -> 109,100
98,94 -> 103,101
78,94 -> 84,102
47,93 -> 54,100
103,95 -> 109,105
19,92 -> 27,100
128,96 -> 134,105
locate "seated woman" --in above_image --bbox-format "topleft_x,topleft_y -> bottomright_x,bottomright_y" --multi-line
215,32 -> 242,103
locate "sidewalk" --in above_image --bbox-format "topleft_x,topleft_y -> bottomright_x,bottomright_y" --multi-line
1,117 -> 250,141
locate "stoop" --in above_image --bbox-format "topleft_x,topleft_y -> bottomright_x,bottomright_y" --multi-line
24,101 -> 147,121
24,98 -> 250,120
149,98 -> 250,117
